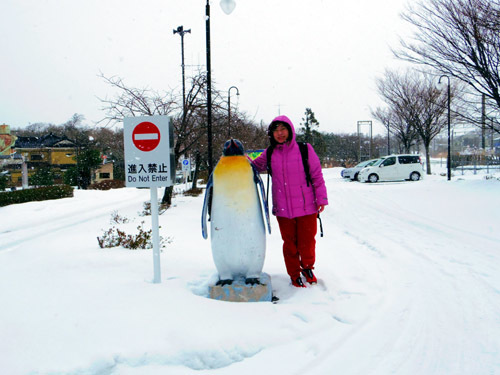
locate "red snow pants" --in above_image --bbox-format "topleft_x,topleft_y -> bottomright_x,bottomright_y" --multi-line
276,213 -> 318,279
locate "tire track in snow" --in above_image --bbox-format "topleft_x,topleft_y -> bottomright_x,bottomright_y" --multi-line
0,190 -> 151,252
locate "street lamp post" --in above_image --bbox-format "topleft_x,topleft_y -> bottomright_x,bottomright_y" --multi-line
386,121 -> 391,155
227,86 -> 239,137
173,26 -> 191,122
438,75 -> 451,181
206,0 -> 236,176
206,0 -> 213,176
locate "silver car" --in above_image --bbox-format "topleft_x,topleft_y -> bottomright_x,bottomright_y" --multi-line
349,158 -> 380,181
342,159 -> 380,181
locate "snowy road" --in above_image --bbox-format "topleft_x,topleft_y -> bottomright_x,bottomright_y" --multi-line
310,176 -> 500,374
0,169 -> 499,374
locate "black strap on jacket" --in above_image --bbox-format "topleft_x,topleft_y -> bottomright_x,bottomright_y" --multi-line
266,142 -> 312,186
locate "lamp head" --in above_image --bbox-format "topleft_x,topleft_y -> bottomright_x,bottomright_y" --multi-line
437,75 -> 449,90
220,0 -> 236,15
229,85 -> 240,96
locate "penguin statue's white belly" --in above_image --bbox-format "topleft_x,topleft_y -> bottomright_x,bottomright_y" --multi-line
202,140 -> 270,286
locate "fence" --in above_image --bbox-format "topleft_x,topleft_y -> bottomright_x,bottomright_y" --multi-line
452,154 -> 500,175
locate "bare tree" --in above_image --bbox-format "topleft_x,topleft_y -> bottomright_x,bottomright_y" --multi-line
372,106 -> 420,154
395,0 -> 500,134
97,71 -> 265,203
414,76 -> 449,174
97,73 -> 177,125
450,88 -> 500,142
98,72 -> 212,204
375,71 -> 422,153
14,114 -> 92,145
375,69 -> 450,174
14,122 -> 53,136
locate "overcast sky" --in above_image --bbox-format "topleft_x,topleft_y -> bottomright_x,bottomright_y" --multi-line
1,0 -> 413,135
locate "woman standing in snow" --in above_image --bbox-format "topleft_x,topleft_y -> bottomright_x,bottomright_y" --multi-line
251,115 -> 328,287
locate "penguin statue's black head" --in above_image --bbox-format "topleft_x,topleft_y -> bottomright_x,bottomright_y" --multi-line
223,139 -> 245,156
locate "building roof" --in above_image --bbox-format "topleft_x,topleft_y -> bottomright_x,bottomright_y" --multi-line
14,133 -> 77,148
0,154 -> 23,160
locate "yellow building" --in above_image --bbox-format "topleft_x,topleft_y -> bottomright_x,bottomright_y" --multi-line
92,161 -> 114,184
15,134 -> 76,165
2,132 -> 113,188
0,131 -> 116,188
4,134 -> 77,186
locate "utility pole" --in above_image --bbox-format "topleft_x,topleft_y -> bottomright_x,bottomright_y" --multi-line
173,26 -> 191,123
481,94 -> 486,149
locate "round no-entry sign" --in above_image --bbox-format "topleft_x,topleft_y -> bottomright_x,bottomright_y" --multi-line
132,121 -> 161,152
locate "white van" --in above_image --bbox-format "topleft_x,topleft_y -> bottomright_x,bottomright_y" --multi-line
357,154 -> 424,183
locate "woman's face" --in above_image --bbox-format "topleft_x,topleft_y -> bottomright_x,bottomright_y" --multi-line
273,124 -> 289,144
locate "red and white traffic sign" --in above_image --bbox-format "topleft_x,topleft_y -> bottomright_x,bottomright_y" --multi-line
124,115 -> 173,188
132,121 -> 161,152
124,116 -> 173,284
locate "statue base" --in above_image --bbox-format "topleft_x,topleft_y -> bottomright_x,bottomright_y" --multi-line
209,273 -> 272,302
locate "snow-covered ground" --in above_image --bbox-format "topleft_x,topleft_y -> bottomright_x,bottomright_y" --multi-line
1,167 -> 499,375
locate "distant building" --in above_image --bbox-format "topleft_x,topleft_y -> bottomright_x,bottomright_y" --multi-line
1,132 -> 113,188
15,133 -> 78,166
92,159 -> 114,184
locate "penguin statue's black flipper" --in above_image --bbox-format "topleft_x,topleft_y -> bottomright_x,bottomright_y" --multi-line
251,163 -> 271,234
201,173 -> 213,240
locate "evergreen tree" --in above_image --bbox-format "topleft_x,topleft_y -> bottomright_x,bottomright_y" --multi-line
300,108 -> 320,144
63,166 -> 79,186
0,173 -> 8,191
77,148 -> 102,189
31,166 -> 55,187
63,148 -> 102,189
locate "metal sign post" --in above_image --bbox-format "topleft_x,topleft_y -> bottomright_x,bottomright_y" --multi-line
150,187 -> 161,283
182,158 -> 190,190
357,120 -> 373,162
124,115 -> 174,283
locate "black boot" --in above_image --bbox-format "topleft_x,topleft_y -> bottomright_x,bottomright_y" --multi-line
291,276 -> 306,288
301,269 -> 317,284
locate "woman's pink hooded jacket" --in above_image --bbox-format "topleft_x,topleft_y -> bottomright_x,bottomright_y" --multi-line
252,115 -> 328,219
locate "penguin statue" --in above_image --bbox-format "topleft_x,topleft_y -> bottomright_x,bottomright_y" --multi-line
202,139 -> 271,286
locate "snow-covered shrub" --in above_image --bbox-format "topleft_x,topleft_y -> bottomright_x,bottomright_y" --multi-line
139,201 -> 168,216
110,210 -> 129,224
97,216 -> 172,250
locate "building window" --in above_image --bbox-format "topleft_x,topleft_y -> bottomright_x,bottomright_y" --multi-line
31,154 -> 43,161
99,173 -> 111,179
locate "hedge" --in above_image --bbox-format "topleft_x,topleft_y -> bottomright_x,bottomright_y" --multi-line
0,185 -> 74,207
88,179 -> 125,190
